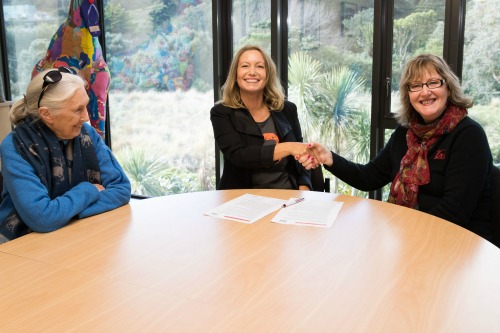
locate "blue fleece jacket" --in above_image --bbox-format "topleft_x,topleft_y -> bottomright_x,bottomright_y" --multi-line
0,123 -> 131,234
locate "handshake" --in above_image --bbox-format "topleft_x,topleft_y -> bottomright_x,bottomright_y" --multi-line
291,142 -> 333,170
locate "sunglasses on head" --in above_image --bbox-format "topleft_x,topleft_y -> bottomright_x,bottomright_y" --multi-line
37,66 -> 77,108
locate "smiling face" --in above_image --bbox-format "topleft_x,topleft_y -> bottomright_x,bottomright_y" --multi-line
236,49 -> 267,96
42,87 -> 90,139
408,67 -> 449,123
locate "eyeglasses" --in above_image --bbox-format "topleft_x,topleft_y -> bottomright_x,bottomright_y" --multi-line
37,66 -> 77,108
407,79 -> 445,92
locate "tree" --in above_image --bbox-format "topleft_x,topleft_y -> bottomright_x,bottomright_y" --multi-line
104,3 -> 133,56
305,67 -> 365,192
288,0 -> 336,50
150,0 -> 178,32
462,0 -> 500,104
342,8 -> 374,57
104,2 -> 131,33
346,108 -> 370,164
393,10 -> 437,70
183,2 -> 213,90
288,52 -> 323,142
234,19 -> 272,51
116,148 -> 169,196
344,108 -> 370,196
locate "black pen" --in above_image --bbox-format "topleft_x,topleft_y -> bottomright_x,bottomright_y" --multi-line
282,197 -> 305,208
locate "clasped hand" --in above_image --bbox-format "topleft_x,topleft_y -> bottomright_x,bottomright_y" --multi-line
294,142 -> 333,170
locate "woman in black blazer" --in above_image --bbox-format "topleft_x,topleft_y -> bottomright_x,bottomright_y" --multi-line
210,45 -> 311,190
299,54 -> 493,240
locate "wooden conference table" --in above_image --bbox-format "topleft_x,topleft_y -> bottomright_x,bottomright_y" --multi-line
1,189 -> 500,332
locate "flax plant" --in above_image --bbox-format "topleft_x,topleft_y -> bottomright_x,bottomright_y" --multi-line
306,66 -> 365,191
288,52 -> 323,142
115,148 -> 168,197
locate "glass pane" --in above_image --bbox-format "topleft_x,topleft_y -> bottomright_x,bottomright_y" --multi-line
380,128 -> 393,200
3,0 -> 69,100
105,0 -> 215,196
390,0 -> 446,113
288,0 -> 373,197
232,0 -> 271,53
463,0 -> 500,166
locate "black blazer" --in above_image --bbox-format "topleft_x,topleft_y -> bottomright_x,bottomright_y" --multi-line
326,116 -> 493,240
210,101 -> 312,190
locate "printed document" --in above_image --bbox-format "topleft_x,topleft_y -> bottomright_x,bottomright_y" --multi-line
204,193 -> 286,224
272,198 -> 343,227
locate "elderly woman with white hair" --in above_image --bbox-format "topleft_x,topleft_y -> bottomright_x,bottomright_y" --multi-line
0,67 -> 130,243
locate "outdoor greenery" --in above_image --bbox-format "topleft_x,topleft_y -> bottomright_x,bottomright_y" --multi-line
463,0 -> 500,105
106,0 -> 498,196
105,0 -> 216,196
108,88 -> 215,196
116,148 -> 204,196
5,0 -> 498,197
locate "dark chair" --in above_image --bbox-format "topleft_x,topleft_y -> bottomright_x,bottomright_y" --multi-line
311,167 -> 330,192
491,165 -> 500,247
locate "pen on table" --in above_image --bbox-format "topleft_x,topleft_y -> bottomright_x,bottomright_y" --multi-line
282,197 -> 305,208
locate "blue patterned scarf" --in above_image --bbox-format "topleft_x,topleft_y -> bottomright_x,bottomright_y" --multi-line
0,115 -> 100,242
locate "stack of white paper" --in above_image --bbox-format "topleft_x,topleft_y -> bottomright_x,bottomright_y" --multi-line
271,198 -> 343,228
204,194 -> 344,228
204,193 -> 286,224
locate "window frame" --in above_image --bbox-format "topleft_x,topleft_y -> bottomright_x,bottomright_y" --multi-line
0,0 -> 470,199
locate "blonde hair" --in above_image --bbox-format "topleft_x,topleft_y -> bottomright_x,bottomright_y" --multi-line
396,54 -> 473,126
220,45 -> 285,111
10,69 -> 86,125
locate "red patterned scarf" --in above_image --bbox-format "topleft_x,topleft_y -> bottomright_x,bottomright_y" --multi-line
388,105 -> 467,208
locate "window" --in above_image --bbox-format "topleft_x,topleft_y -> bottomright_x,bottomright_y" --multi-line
390,0 -> 445,114
288,0 -> 373,196
463,0 -> 500,166
232,0 -> 271,52
375,0 -> 446,199
105,0 -> 215,196
3,0 -> 68,100
2,0 -> 492,199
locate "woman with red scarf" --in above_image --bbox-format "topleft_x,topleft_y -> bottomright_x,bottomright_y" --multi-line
299,54 -> 493,241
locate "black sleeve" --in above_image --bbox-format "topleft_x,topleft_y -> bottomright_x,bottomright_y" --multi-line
282,101 -> 312,189
426,122 -> 492,225
324,127 -> 406,191
210,104 -> 275,169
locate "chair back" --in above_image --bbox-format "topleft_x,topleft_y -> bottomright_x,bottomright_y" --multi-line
0,101 -> 14,143
491,165 -> 500,247
311,167 -> 330,192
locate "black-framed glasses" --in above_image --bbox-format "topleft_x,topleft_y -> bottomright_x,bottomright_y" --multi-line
407,79 -> 446,92
37,66 -> 77,108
